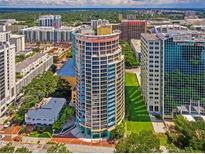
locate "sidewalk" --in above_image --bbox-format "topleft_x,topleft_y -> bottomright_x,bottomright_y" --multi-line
149,114 -> 166,133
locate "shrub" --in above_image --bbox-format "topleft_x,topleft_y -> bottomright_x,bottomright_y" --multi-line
38,132 -> 52,138
19,127 -> 26,134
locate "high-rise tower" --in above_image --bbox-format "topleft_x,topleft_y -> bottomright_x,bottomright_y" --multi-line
141,25 -> 205,118
73,28 -> 125,138
0,31 -> 16,116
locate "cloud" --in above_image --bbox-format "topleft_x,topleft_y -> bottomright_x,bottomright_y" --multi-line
0,0 -> 204,7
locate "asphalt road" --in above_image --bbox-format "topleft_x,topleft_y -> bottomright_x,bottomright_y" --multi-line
0,140 -> 114,153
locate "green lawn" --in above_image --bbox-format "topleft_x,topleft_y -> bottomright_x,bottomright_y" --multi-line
125,72 -> 153,134
158,133 -> 168,146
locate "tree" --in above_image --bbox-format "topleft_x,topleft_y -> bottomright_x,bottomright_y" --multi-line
13,71 -> 58,124
53,105 -> 75,132
47,144 -> 70,153
51,78 -> 71,100
115,131 -> 160,153
0,143 -> 15,153
110,122 -> 125,140
19,126 -> 27,134
15,147 -> 31,153
16,72 -> 23,80
120,41 -> 139,69
32,47 -> 40,53
115,139 -> 129,153
167,115 -> 205,152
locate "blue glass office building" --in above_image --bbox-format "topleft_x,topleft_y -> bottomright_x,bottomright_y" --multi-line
142,25 -> 205,117
164,37 -> 205,115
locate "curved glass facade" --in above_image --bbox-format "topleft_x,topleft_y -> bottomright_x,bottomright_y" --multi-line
73,31 -> 125,138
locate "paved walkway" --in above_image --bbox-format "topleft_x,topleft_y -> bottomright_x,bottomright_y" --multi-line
65,144 -> 114,153
0,140 -> 114,153
22,136 -> 50,145
51,136 -> 114,148
0,141 -> 48,153
161,146 -> 169,153
149,114 -> 166,133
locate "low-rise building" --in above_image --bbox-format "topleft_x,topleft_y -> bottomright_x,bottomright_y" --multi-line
131,39 -> 141,62
16,53 -> 49,76
20,26 -> 76,44
25,97 -> 66,125
16,52 -> 53,94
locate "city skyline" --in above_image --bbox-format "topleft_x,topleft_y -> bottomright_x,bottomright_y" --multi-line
1,3 -> 205,152
0,0 -> 205,8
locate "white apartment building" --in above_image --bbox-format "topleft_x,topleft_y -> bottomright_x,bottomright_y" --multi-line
38,15 -> 61,28
16,52 -> 53,94
0,31 -> 16,117
11,34 -> 25,52
16,53 -> 49,76
20,26 -> 75,43
25,97 -> 65,125
141,33 -> 162,114
0,19 -> 16,25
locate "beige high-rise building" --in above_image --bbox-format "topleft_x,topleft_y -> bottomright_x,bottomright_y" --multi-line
0,31 -> 16,116
11,34 -> 25,52
73,28 -> 125,139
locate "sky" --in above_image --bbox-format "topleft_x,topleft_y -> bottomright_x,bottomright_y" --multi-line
0,0 -> 205,8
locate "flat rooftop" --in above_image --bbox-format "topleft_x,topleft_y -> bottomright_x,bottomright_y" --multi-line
26,97 -> 65,120
11,34 -> 24,39
121,19 -> 146,23
151,25 -> 205,42
21,26 -> 75,31
16,52 -> 46,72
39,15 -> 61,18
141,33 -> 160,41
131,39 -> 141,52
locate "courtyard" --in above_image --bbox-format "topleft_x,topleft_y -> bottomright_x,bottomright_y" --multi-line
125,72 -> 153,134
125,72 -> 153,133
